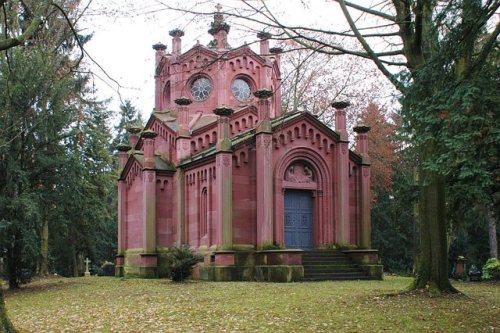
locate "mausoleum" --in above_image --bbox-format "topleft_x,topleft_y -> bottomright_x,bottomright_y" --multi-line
115,7 -> 382,281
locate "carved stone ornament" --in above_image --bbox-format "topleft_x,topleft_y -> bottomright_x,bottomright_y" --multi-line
222,155 -> 231,167
363,168 -> 370,177
257,135 -> 272,148
285,163 -> 314,183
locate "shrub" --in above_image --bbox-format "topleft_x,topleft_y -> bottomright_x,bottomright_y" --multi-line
482,258 -> 500,281
165,245 -> 202,282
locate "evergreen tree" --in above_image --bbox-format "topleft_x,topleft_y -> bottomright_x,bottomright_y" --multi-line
112,99 -> 143,148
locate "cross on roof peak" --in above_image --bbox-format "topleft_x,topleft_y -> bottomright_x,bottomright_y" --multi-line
215,3 -> 222,12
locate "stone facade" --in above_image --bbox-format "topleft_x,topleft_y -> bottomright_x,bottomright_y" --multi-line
116,8 -> 374,281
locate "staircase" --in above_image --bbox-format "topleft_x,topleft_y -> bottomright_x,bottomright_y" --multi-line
302,251 -> 371,281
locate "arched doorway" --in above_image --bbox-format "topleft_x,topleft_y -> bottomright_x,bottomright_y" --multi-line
274,148 -> 334,248
284,189 -> 313,249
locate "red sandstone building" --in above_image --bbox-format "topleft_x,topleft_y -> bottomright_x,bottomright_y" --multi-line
116,9 -> 380,281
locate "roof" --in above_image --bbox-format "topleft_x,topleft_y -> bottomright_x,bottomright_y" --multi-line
178,111 -> 309,167
119,152 -> 176,180
152,105 -> 256,134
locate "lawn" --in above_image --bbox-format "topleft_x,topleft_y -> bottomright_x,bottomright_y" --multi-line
4,276 -> 499,332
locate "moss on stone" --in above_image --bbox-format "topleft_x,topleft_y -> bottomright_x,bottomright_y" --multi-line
254,265 -> 303,282
359,264 -> 384,280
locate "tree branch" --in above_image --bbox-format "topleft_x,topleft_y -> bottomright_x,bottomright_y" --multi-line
337,0 -> 405,91
0,0 -> 52,51
467,20 -> 500,78
337,0 -> 396,22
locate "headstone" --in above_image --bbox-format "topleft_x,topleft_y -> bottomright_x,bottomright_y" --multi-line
100,261 -> 115,276
468,264 -> 482,282
84,258 -> 91,277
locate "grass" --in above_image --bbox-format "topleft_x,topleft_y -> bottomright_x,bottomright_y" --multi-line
4,276 -> 499,332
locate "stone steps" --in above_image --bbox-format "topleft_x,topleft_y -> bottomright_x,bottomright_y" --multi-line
302,251 -> 370,281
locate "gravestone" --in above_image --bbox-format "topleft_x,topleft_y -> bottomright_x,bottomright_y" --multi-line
84,258 -> 91,277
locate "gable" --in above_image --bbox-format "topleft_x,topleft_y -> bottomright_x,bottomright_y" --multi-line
178,45 -> 219,64
225,46 -> 267,66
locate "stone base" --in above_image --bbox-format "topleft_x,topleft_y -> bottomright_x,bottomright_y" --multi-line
254,265 -> 303,282
115,255 -> 125,277
119,250 -> 159,278
197,265 -> 254,281
359,264 -> 384,280
115,266 -> 124,277
343,249 -> 384,280
138,266 -> 158,279
195,250 -> 304,282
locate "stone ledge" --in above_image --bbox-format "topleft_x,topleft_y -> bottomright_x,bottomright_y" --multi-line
255,250 -> 303,265
342,249 -> 380,264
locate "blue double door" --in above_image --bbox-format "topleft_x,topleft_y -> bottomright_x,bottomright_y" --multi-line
284,190 -> 313,249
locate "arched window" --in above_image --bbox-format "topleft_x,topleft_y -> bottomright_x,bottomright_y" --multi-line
200,187 -> 208,237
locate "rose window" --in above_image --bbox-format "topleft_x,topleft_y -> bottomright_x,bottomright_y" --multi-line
191,77 -> 212,101
231,79 -> 251,101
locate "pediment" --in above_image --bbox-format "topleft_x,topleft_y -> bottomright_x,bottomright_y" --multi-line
179,45 -> 218,63
225,46 -> 267,66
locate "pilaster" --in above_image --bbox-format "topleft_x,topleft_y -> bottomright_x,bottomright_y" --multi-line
175,97 -> 192,162
175,169 -> 186,245
115,144 -> 131,276
215,152 -> 233,248
213,106 -> 234,249
254,89 -> 274,247
141,131 -> 157,254
353,124 -> 371,248
332,101 -> 350,243
152,43 -> 167,111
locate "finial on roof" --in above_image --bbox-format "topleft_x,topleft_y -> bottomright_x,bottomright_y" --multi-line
208,3 -> 230,36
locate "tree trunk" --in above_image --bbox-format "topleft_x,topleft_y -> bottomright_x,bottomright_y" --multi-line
38,219 -> 49,276
413,165 -> 457,294
72,245 -> 78,277
0,288 -> 16,333
7,234 -> 19,290
488,208 -> 498,259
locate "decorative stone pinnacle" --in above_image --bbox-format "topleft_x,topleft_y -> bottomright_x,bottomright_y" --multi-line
116,143 -> 132,152
126,125 -> 142,134
269,47 -> 283,54
169,28 -> 184,38
174,96 -> 193,106
208,4 -> 230,36
213,105 -> 234,117
331,101 -> 351,109
152,42 -> 166,51
141,129 -> 158,139
253,88 -> 274,99
353,124 -> 371,133
257,31 -> 272,40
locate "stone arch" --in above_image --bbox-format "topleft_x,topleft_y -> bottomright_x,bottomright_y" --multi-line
273,147 -> 334,247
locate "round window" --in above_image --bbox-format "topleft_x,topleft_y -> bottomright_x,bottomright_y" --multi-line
191,77 -> 212,101
231,78 -> 251,101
